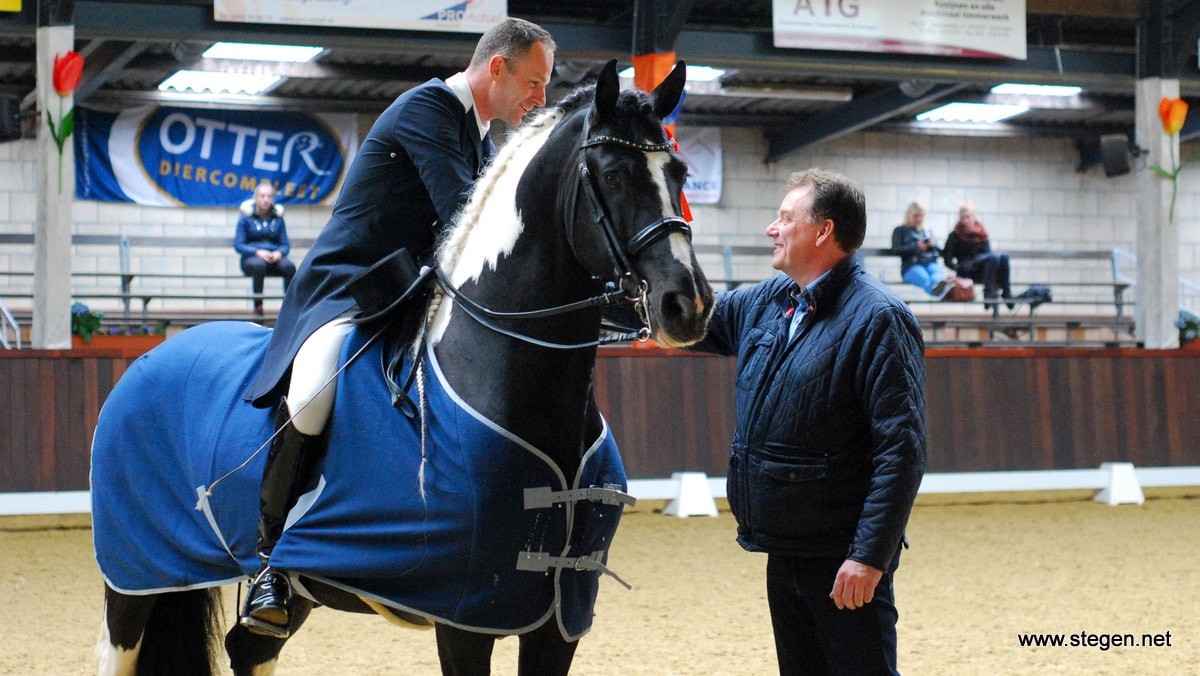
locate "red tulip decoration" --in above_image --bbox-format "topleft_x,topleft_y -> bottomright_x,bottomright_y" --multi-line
47,50 -> 83,194
1149,97 -> 1198,223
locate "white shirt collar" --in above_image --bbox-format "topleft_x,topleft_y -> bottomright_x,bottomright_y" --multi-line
445,72 -> 490,142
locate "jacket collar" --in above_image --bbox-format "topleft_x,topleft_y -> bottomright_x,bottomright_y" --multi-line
772,254 -> 860,320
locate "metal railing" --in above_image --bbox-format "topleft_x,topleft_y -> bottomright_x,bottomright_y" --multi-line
0,296 -> 20,349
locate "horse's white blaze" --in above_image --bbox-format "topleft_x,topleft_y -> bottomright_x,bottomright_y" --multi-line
429,108 -> 564,345
251,660 -> 279,676
94,619 -> 140,676
647,152 -> 695,277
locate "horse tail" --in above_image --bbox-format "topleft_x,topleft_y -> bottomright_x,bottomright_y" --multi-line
137,588 -> 223,676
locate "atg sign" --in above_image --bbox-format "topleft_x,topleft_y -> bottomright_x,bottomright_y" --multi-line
773,0 -> 1026,60
75,106 -> 356,206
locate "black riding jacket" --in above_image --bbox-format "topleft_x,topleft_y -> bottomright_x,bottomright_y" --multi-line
693,256 -> 926,570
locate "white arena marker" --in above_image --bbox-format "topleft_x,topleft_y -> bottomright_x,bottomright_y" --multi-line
1093,462 -> 1145,506
663,471 -> 718,518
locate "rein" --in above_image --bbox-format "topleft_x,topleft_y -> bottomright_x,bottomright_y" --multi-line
434,267 -> 648,350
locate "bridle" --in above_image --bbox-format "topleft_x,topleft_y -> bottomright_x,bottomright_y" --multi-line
432,120 -> 693,350
575,131 -> 693,298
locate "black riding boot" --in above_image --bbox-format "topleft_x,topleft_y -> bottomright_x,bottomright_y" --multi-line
239,399 -> 321,639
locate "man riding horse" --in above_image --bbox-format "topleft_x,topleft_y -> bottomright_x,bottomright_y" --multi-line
239,18 -> 557,639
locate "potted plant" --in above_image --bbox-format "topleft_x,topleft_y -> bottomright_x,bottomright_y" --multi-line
71,302 -> 168,355
70,302 -> 103,343
1177,309 -> 1200,348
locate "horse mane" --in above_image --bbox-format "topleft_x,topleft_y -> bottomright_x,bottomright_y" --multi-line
419,83 -> 597,341
422,81 -> 666,343
435,83 -> 596,271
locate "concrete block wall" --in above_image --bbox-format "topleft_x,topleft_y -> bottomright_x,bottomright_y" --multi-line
683,127 -> 1200,308
2,124 -> 1199,315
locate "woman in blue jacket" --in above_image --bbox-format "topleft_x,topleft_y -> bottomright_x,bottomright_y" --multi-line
234,181 -> 295,316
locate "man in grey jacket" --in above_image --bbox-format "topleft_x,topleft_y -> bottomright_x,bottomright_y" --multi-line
693,168 -> 926,674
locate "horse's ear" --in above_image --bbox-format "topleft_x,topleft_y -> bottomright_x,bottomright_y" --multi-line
652,61 -> 687,122
592,59 -> 620,125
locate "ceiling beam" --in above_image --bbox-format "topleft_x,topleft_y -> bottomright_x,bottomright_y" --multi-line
632,0 -> 695,55
74,39 -> 148,103
765,83 -> 967,162
1026,0 -> 1143,19
37,1 -> 1164,94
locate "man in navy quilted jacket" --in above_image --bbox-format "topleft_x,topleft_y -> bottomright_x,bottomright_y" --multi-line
693,168 -> 926,675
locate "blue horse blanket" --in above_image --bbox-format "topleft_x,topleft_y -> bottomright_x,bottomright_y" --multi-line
91,321 -> 629,639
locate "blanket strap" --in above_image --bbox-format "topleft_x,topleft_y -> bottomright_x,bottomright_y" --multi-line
523,485 -> 636,509
515,550 -> 632,590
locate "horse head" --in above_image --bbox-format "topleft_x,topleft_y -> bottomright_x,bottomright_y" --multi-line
563,60 -> 714,348
430,60 -> 712,354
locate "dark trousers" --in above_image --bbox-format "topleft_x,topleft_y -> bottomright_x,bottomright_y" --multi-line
766,554 -> 900,676
241,257 -> 297,306
959,253 -> 1011,299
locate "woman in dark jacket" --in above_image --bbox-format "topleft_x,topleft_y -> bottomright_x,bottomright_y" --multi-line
942,201 -> 1012,307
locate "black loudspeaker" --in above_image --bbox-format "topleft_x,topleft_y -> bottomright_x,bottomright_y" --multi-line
1100,133 -> 1132,177
0,95 -> 20,143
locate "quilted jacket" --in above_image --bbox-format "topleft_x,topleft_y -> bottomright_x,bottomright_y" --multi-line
694,255 -> 926,570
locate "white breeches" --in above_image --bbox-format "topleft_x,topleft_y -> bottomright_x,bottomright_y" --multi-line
285,313 -> 356,436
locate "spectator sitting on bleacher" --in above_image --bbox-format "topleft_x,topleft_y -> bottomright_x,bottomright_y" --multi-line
235,181 -> 296,317
891,201 -> 950,297
942,201 -> 1013,310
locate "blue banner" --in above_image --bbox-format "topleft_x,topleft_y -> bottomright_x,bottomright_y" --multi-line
75,106 -> 357,206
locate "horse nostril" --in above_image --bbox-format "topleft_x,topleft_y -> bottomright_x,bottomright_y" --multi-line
661,291 -> 693,323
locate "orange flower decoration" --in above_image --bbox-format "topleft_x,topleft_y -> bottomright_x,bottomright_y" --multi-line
52,51 -> 84,97
1149,97 -> 1197,223
46,50 -> 83,194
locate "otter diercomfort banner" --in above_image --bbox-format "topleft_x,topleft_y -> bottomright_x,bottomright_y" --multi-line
74,106 -> 357,207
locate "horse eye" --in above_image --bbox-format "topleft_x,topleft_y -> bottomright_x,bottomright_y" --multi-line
603,172 -> 622,189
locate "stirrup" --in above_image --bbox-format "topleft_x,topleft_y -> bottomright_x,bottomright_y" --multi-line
239,568 -> 292,639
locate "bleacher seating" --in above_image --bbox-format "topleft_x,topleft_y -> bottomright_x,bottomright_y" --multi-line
691,243 -> 1138,348
0,235 -> 1140,347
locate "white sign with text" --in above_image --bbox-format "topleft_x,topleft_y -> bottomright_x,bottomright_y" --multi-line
773,0 -> 1026,60
214,0 -> 507,34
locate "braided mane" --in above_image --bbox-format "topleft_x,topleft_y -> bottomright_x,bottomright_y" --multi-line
422,84 -> 596,341
435,84 -> 596,273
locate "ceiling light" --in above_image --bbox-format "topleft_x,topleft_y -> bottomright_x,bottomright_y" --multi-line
679,65 -> 725,82
158,70 -> 282,95
202,42 -> 324,63
990,83 -> 1082,97
916,102 -> 1029,124
618,65 -> 726,83
719,84 -> 852,102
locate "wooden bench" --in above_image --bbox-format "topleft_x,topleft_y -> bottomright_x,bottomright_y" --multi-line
691,243 -> 1136,346
695,244 -> 1131,310
0,233 -> 313,326
920,315 -> 1138,347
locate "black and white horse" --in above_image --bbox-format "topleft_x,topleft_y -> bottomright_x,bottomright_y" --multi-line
92,60 -> 712,675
